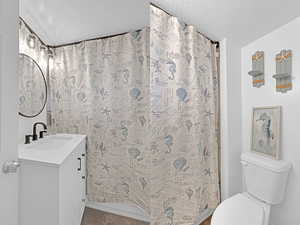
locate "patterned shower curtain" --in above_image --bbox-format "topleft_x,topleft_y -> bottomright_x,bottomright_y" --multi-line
49,29 -> 151,213
19,20 -> 48,117
49,5 -> 220,225
149,5 -> 220,225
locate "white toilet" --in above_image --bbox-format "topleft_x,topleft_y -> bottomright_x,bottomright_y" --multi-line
211,152 -> 291,225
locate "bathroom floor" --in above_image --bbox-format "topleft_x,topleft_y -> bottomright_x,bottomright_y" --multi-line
81,208 -> 149,225
81,207 -> 211,225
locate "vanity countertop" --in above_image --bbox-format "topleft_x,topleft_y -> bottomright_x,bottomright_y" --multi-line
18,133 -> 86,167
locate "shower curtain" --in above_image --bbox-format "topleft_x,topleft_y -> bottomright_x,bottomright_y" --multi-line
49,29 -> 151,213
149,5 -> 220,225
49,4 -> 220,225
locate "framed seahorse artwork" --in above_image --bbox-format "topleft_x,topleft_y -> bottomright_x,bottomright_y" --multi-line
251,106 -> 281,160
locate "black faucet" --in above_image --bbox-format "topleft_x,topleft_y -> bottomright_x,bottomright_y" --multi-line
32,122 -> 47,141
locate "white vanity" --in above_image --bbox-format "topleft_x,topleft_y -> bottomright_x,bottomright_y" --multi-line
18,134 -> 86,225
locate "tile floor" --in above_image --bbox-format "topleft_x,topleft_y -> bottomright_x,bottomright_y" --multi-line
81,207 -> 211,225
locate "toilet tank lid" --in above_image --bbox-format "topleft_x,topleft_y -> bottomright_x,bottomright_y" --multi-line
241,153 -> 292,173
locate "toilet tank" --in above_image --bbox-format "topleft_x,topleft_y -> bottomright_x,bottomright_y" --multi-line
241,153 -> 291,205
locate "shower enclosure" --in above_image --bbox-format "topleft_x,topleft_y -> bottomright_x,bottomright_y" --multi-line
46,4 -> 220,225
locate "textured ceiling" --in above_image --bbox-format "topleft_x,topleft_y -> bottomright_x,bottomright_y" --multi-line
20,0 -> 300,46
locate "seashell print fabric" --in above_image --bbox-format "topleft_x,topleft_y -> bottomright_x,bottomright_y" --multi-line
149,5 -> 220,225
19,20 -> 48,117
49,4 -> 220,225
49,29 -> 151,214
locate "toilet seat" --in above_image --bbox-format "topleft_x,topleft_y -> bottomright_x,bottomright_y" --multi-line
211,193 -> 265,225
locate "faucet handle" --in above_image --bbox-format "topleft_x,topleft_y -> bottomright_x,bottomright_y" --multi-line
39,130 -> 47,138
25,135 -> 33,144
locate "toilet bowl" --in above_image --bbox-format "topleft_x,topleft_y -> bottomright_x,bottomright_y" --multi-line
211,152 -> 291,225
211,193 -> 270,225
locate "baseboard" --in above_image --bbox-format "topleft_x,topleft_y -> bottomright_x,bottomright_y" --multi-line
86,201 -> 151,223
193,208 -> 214,225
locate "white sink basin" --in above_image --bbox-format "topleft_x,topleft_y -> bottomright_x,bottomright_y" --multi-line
26,135 -> 74,151
19,134 -> 86,166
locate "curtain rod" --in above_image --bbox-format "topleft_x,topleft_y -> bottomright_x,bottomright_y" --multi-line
150,2 -> 172,16
19,17 -> 48,47
150,2 -> 219,48
21,3 -> 219,49
20,16 -> 144,49
49,29 -> 144,49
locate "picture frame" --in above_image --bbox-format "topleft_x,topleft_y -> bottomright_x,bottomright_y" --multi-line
251,106 -> 281,159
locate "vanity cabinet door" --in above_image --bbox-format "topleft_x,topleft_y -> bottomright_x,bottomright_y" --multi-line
59,147 -> 84,225
78,140 -> 87,221
74,139 -> 86,224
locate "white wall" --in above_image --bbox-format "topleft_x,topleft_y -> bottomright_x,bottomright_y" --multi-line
220,38 -> 243,200
241,17 -> 300,225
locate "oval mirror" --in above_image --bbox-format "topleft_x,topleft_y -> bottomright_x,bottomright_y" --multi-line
19,53 -> 47,118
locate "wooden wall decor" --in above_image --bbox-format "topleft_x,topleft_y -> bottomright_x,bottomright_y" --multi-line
248,51 -> 264,88
273,49 -> 292,93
